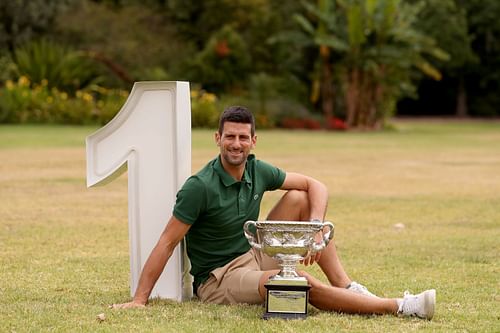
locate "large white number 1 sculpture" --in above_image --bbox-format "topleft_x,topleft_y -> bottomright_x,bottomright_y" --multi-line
86,81 -> 192,301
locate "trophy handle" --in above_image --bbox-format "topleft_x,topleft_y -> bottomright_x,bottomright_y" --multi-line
243,220 -> 262,250
312,221 -> 334,252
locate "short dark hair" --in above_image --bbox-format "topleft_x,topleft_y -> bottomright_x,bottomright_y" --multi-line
218,106 -> 255,136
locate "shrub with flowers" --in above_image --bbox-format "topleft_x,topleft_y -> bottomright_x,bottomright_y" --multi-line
280,117 -> 323,130
0,76 -> 128,124
85,85 -> 130,125
325,116 -> 348,131
190,87 -> 219,128
279,115 -> 348,131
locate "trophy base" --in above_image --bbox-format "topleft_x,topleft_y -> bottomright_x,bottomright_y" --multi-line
263,278 -> 311,320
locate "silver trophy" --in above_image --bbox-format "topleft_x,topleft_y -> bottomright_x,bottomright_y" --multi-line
243,220 -> 334,319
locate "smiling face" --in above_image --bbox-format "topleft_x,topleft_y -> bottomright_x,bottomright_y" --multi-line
215,121 -> 256,168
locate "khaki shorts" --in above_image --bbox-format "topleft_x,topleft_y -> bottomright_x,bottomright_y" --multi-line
196,248 -> 280,305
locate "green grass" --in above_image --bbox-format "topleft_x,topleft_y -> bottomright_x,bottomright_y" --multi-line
1,120 -> 499,332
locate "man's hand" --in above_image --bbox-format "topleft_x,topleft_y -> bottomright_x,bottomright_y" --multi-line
110,300 -> 146,309
300,231 -> 324,266
301,251 -> 322,266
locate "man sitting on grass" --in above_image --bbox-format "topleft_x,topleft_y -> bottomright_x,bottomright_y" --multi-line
112,106 -> 436,319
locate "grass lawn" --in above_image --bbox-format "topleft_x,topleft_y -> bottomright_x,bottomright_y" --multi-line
0,120 -> 499,332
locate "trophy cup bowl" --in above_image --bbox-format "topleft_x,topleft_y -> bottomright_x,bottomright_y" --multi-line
243,220 -> 334,319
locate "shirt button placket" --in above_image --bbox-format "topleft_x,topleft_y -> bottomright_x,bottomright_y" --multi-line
238,183 -> 247,216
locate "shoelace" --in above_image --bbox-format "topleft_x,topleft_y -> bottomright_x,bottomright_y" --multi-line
399,290 -> 418,314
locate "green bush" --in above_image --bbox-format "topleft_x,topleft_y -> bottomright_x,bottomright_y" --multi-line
190,88 -> 219,128
0,55 -> 17,82
189,25 -> 251,93
0,77 -> 32,123
54,1 -> 192,87
13,39 -> 103,93
0,77 -> 128,124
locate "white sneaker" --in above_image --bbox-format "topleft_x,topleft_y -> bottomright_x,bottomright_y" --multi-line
397,289 -> 436,320
346,281 -> 378,298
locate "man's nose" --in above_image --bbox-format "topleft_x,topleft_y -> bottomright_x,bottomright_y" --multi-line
232,137 -> 242,147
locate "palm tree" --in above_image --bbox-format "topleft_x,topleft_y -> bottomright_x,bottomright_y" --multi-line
292,0 -> 341,121
278,0 -> 449,129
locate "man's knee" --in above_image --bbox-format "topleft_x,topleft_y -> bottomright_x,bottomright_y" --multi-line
267,190 -> 310,220
282,190 -> 309,209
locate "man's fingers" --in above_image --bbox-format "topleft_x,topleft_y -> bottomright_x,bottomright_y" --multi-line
110,302 -> 146,309
110,303 -> 125,309
300,251 -> 322,266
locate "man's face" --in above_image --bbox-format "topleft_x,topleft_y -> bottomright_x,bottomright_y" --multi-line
215,121 -> 256,167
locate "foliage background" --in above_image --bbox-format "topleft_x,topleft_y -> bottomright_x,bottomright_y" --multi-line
0,0 -> 498,129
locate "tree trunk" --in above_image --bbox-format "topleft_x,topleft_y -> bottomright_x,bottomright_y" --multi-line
346,68 -> 359,127
371,82 -> 384,129
320,45 -> 334,119
369,65 -> 386,129
86,51 -> 134,84
456,75 -> 468,118
358,71 -> 370,128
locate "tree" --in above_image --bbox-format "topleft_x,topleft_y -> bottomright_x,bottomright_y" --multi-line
164,0 -> 303,90
0,0 -> 72,55
399,0 -> 476,117
53,0 -> 192,88
458,0 -> 500,117
187,25 -> 251,93
399,0 -> 500,118
269,0 -> 340,122
272,0 -> 449,129
13,38 -> 102,92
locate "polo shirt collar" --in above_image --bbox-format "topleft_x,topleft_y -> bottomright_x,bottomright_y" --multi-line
214,155 -> 254,187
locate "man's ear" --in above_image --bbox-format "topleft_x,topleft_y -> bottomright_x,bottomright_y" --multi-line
251,135 -> 257,149
215,131 -> 221,146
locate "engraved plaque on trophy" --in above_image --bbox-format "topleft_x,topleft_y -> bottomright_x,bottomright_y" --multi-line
243,220 -> 334,319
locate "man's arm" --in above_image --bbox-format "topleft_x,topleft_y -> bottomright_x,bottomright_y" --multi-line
112,216 -> 191,308
280,172 -> 329,265
280,172 -> 329,221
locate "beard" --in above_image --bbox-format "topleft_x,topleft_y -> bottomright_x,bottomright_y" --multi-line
221,148 -> 248,166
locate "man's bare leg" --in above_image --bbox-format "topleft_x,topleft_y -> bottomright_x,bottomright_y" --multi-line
317,241 -> 352,288
256,268 -> 397,315
266,190 -> 311,221
266,190 -> 351,288
300,271 -> 398,314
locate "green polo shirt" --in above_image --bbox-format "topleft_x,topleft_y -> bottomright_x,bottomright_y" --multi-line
173,154 -> 286,288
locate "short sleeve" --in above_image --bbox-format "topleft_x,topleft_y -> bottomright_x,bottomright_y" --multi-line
173,176 -> 206,225
255,159 -> 286,191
